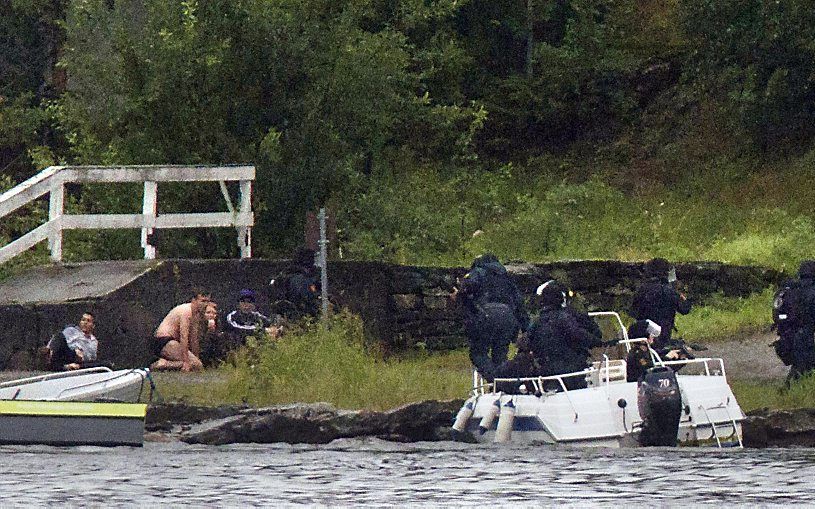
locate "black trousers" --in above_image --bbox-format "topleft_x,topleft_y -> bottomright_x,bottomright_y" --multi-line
466,303 -> 520,381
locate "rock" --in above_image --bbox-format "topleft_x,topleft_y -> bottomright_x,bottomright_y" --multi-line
180,400 -> 464,445
743,408 -> 815,448
146,402 -> 248,432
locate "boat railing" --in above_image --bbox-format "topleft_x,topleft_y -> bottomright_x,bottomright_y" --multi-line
617,337 -> 728,379
0,366 -> 114,388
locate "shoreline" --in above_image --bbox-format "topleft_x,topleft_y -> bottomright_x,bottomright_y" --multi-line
144,400 -> 815,449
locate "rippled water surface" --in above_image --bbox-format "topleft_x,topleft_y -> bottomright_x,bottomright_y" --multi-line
1,440 -> 814,506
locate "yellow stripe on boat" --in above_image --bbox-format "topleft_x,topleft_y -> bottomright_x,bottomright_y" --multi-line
0,400 -> 147,418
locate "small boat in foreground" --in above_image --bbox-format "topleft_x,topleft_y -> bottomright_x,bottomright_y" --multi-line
0,367 -> 151,403
452,311 -> 745,448
0,400 -> 147,446
0,367 -> 152,446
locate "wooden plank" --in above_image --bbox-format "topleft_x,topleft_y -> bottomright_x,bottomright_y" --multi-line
60,166 -> 255,183
48,181 -> 64,262
61,214 -> 146,230
61,212 -> 254,230
0,167 -> 64,217
155,212 -> 254,229
0,222 -> 52,265
142,181 -> 157,259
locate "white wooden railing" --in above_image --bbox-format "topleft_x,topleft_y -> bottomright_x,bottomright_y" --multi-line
0,165 -> 255,264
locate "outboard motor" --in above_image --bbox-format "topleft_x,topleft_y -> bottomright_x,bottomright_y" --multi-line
637,367 -> 682,447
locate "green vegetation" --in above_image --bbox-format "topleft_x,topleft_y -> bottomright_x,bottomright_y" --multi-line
4,1 -> 815,410
675,289 -> 773,343
733,378 -> 815,413
156,312 -> 471,410
2,0 -> 815,269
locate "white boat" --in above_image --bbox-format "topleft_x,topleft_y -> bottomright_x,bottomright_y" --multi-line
452,312 -> 745,448
0,367 -> 152,403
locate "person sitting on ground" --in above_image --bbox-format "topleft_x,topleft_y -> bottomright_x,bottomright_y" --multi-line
199,301 -> 236,367
225,289 -> 282,341
43,312 -> 103,371
150,288 -> 208,372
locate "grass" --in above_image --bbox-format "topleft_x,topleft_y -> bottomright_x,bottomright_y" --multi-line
202,314 -> 470,410
732,376 -> 815,413
674,288 -> 774,343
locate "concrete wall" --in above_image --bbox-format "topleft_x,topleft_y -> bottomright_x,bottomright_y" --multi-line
0,259 -> 784,370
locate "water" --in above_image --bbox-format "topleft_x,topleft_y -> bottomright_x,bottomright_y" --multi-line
0,439 -> 812,506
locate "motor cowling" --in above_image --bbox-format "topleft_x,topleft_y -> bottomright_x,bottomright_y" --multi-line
637,366 -> 682,447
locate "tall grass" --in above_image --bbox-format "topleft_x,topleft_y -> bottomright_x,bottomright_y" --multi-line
221,312 -> 472,410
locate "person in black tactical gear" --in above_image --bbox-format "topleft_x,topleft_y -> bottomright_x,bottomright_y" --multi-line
631,258 -> 692,351
270,247 -> 321,320
454,253 -> 530,382
625,319 -> 661,382
772,260 -> 815,384
525,279 -> 606,391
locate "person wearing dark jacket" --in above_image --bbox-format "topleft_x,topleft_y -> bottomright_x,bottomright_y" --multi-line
631,258 -> 692,350
526,280 -> 605,390
225,289 -> 277,340
774,260 -> 815,383
270,247 -> 321,320
455,253 -> 530,381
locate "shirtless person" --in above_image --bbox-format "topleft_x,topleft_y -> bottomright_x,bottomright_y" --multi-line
150,288 -> 209,372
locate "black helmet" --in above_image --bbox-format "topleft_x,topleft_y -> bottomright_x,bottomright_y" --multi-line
471,253 -> 499,269
536,279 -> 566,308
645,257 -> 671,279
800,260 -> 815,279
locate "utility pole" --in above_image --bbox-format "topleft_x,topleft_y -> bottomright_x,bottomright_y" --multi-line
318,207 -> 329,321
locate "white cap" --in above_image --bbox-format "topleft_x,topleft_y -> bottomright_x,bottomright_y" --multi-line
645,319 -> 662,338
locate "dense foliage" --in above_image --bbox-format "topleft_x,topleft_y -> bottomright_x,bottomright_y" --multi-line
3,0 -> 815,267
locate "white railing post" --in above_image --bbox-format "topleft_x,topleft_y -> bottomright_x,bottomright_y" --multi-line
238,179 -> 252,258
142,181 -> 157,260
48,178 -> 64,262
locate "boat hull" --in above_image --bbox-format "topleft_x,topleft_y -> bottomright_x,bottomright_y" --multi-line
464,374 -> 744,448
0,400 -> 147,447
0,368 -> 149,403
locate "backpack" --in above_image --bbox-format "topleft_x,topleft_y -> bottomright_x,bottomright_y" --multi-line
773,280 -> 804,334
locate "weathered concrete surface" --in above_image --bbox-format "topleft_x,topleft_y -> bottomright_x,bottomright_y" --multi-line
179,400 -> 464,445
0,260 -> 160,305
0,259 -> 786,370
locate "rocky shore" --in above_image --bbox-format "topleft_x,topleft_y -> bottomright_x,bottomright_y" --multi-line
146,400 -> 815,448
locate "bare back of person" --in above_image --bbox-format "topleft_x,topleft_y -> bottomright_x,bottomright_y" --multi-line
152,301 -> 205,372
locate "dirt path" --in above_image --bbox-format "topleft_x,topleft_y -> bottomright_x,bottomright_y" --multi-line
696,331 -> 787,381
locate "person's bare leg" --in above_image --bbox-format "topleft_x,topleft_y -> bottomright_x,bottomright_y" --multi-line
150,341 -> 188,371
150,358 -> 184,371
187,352 -> 204,372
